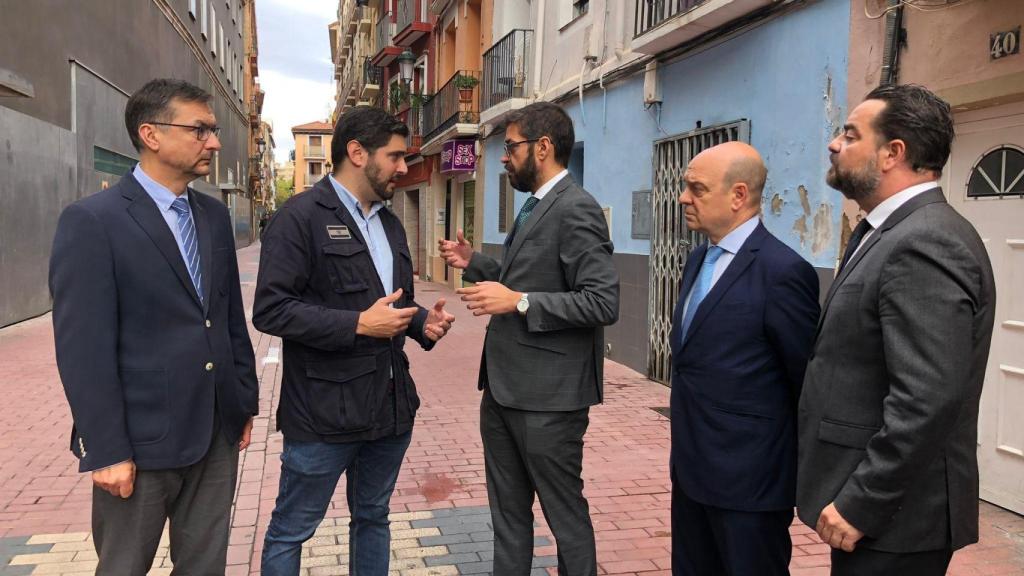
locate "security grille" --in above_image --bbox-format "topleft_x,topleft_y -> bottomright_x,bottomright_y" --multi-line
647,120 -> 750,384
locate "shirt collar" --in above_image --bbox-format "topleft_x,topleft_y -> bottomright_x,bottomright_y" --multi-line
533,169 -> 569,201
134,164 -> 186,211
866,181 -> 938,230
329,175 -> 382,220
713,215 -> 760,255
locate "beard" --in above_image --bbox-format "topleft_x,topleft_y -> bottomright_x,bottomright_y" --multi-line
365,157 -> 396,201
826,155 -> 880,202
507,149 -> 539,192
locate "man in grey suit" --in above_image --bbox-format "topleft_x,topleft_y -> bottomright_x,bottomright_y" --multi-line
439,102 -> 619,576
797,84 -> 996,575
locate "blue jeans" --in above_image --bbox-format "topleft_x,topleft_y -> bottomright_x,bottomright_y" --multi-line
260,432 -> 412,576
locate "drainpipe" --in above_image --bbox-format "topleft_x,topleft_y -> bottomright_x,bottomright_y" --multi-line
880,0 -> 903,86
533,0 -> 546,99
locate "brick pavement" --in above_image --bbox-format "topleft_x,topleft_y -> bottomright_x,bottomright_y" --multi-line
1,242 -> 1023,575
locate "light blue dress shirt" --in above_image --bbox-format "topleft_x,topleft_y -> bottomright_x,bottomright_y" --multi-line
681,215 -> 760,319
133,165 -> 194,269
329,176 -> 394,295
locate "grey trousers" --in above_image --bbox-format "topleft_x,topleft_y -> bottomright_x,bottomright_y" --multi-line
481,388 -> 597,576
91,418 -> 239,576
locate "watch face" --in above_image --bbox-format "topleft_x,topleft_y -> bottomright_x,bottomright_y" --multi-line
517,298 -> 529,312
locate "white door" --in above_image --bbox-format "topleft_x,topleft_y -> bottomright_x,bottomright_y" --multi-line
945,101 -> 1024,514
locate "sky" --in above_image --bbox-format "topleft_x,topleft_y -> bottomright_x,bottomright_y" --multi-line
256,0 -> 338,164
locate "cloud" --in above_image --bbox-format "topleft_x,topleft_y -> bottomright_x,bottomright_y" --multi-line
260,69 -> 335,163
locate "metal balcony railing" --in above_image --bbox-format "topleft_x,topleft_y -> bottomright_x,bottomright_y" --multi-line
307,146 -> 325,158
364,57 -> 383,87
375,10 -> 395,56
422,70 -> 481,144
634,0 -> 707,38
401,104 -> 423,148
396,0 -> 424,36
482,29 -> 533,111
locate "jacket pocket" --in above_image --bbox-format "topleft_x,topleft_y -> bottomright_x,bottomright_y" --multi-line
323,242 -> 371,293
305,354 -> 380,434
818,418 -> 880,449
515,335 -> 568,355
120,369 -> 170,445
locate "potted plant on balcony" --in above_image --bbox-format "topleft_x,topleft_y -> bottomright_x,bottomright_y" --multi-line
454,74 -> 479,102
388,82 -> 409,113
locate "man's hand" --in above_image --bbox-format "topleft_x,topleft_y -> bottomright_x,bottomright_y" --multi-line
816,502 -> 864,552
456,282 -> 521,316
439,229 -> 473,269
357,289 -> 418,338
424,298 -> 456,342
239,417 -> 254,451
92,460 -> 136,499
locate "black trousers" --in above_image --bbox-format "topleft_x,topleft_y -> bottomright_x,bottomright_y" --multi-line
480,388 -> 596,576
92,416 -> 239,575
831,546 -> 953,576
671,469 -> 793,576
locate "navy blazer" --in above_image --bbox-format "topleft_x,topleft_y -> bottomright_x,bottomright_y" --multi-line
670,222 -> 819,511
49,172 -> 259,472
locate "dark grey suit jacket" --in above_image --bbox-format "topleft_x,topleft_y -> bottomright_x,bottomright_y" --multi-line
797,188 -> 996,553
464,175 -> 619,411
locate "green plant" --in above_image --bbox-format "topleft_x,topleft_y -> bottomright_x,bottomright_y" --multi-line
410,92 -> 431,109
453,74 -> 479,89
388,83 -> 409,112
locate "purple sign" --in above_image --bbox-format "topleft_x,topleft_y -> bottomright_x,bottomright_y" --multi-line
441,139 -> 476,173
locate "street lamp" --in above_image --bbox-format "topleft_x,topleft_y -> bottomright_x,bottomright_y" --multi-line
397,48 -> 416,86
256,136 -> 266,160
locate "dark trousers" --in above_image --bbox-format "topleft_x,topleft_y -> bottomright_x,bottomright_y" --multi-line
671,469 -> 793,576
831,546 -> 953,575
92,417 -> 238,576
481,388 -> 596,576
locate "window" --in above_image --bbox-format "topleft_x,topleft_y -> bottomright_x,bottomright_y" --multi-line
309,162 -> 324,178
189,0 -> 197,19
309,135 -> 322,147
228,52 -> 233,84
220,25 -> 226,69
210,6 -> 217,54
94,147 -> 136,175
201,0 -> 208,39
968,145 -> 1024,198
572,0 -> 589,18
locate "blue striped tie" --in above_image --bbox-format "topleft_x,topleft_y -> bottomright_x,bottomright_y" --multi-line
680,245 -> 724,344
170,196 -> 203,303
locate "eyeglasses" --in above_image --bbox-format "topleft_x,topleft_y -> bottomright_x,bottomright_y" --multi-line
149,122 -> 222,142
503,138 -> 539,156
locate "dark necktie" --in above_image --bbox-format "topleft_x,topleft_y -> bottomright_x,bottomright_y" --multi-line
505,195 -> 539,245
838,218 -> 873,273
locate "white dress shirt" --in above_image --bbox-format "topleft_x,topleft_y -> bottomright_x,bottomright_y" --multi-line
850,181 -> 939,259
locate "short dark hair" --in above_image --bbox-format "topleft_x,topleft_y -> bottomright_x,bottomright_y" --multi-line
331,106 -> 410,166
503,102 -> 575,167
124,78 -> 212,151
864,84 -> 954,175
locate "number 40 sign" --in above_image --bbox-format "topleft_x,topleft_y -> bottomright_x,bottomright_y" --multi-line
991,27 -> 1020,60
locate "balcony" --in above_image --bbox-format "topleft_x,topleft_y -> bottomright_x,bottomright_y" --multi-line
362,58 -> 383,100
632,0 -> 774,55
480,29 -> 533,126
394,0 -> 431,46
400,103 -> 423,151
421,70 -> 480,155
372,10 -> 402,66
306,146 -> 326,159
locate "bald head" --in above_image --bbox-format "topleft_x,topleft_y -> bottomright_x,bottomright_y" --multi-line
680,142 -> 767,243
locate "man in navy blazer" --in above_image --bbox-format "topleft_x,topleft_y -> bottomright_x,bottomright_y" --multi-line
669,142 -> 820,575
49,79 -> 258,574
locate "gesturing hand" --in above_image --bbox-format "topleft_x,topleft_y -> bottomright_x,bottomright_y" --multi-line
424,298 -> 456,342
92,460 -> 136,499
456,282 -> 521,316
439,229 -> 473,269
816,502 -> 864,552
357,289 -> 417,338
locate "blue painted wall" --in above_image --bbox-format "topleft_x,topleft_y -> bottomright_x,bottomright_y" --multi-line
481,0 -> 850,269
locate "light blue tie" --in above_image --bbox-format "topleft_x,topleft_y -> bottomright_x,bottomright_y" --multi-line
680,245 -> 724,344
170,196 -> 203,303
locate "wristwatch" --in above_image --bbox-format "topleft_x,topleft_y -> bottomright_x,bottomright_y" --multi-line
516,293 -> 530,316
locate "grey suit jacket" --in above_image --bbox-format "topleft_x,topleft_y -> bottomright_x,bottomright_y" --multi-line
797,188 -> 996,553
464,175 -> 619,411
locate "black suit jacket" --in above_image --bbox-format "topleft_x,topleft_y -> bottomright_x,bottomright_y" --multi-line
253,177 -> 434,443
797,188 -> 996,552
670,222 -> 819,511
463,175 -> 619,411
49,172 -> 259,472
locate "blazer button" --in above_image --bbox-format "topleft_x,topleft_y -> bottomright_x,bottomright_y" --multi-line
205,319 -> 212,328
205,362 -> 214,371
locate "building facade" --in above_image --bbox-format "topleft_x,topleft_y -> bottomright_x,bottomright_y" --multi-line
0,0 -> 262,327
291,121 -> 334,192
